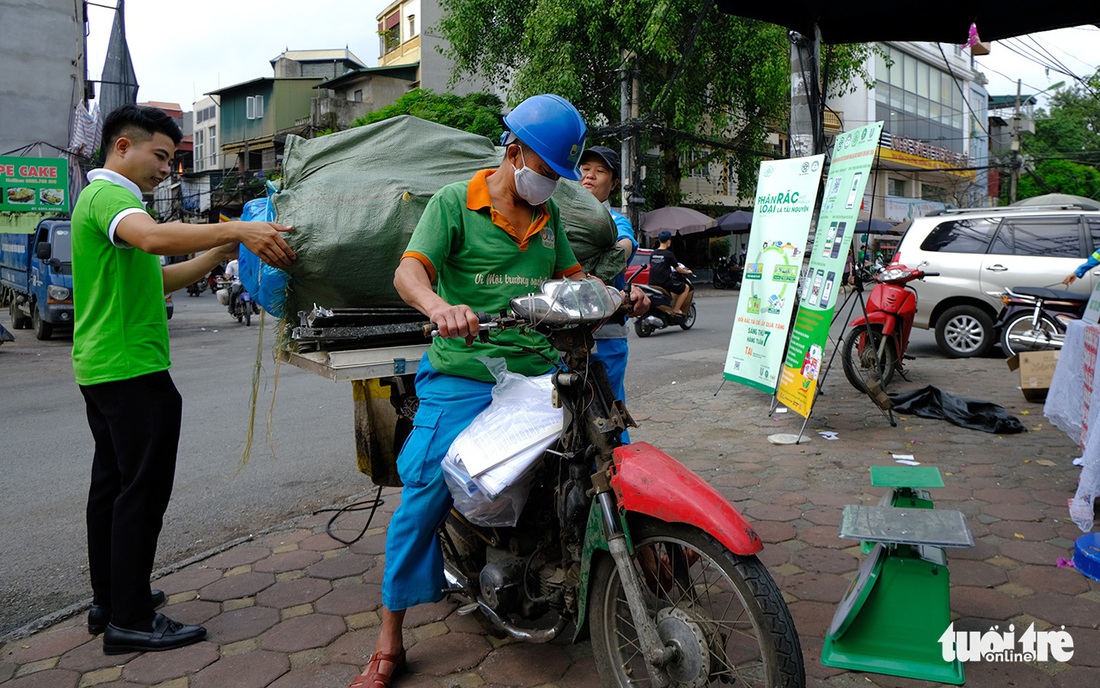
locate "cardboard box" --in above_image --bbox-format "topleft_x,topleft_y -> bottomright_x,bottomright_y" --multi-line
1005,351 -> 1060,402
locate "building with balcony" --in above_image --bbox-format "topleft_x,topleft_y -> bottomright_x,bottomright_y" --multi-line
309,0 -> 496,131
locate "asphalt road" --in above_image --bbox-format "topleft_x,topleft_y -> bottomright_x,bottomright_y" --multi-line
0,284 -> 952,637
0,292 -> 367,636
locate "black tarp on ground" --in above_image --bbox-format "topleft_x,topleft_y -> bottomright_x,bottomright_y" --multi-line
889,385 -> 1026,434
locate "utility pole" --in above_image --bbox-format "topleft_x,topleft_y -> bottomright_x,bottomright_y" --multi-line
1009,78 -> 1021,205
620,51 -> 643,234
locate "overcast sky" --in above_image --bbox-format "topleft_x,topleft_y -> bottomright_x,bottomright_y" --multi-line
86,3 -> 1097,114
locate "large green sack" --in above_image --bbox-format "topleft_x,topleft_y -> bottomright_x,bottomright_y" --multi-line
272,116 -> 623,316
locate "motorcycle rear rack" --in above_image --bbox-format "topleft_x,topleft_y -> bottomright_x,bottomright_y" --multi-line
290,305 -> 427,353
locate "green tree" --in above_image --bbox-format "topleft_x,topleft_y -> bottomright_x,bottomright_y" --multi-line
350,89 -> 505,141
1013,70 -> 1100,202
1017,159 -> 1100,200
437,0 -> 873,207
1025,72 -> 1100,168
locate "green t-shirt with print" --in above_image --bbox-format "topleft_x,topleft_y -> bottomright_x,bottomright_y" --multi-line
71,179 -> 169,386
405,178 -> 580,382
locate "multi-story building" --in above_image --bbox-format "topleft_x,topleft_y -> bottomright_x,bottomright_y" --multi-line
1,0 -> 88,222
0,1 -> 87,157
192,97 -> 226,174
838,42 -> 989,219
311,0 -> 496,131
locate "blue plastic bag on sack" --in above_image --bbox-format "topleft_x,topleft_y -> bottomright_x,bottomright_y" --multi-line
238,190 -> 291,317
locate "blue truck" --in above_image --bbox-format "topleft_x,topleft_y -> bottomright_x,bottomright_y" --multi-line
1,217 -> 74,340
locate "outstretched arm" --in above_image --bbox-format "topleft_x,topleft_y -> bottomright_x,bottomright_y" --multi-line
162,245 -> 236,293
115,214 -> 296,267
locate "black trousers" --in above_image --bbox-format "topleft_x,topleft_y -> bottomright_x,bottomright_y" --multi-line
80,370 -> 181,629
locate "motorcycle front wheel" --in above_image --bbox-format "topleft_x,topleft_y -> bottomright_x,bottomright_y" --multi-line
588,520 -> 804,688
1000,313 -> 1059,357
244,306 -> 251,326
840,324 -> 897,393
635,318 -> 655,338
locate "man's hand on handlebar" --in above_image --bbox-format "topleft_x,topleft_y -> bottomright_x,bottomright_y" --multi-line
428,303 -> 481,345
626,285 -> 650,316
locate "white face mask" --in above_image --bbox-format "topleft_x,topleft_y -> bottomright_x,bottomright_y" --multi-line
513,149 -> 558,205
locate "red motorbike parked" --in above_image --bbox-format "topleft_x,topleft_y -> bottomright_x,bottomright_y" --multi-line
841,264 -> 938,393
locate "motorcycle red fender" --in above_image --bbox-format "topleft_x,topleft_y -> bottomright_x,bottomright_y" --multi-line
610,443 -> 761,554
574,441 -> 762,638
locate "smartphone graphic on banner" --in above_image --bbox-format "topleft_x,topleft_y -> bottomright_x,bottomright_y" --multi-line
809,269 -> 825,301
820,271 -> 836,307
830,222 -> 848,259
801,269 -> 815,300
845,172 -> 863,210
822,222 -> 839,257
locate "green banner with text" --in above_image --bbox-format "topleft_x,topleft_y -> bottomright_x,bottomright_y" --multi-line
776,122 -> 884,416
723,155 -> 825,393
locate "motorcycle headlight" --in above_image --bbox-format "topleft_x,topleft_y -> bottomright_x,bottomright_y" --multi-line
47,285 -> 70,301
511,277 -> 623,325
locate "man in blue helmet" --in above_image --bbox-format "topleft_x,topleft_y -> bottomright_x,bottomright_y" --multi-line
351,94 -> 589,688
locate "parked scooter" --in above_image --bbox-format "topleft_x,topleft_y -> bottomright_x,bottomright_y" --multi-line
996,286 -> 1089,357
435,278 -> 804,687
712,256 -> 740,290
633,275 -> 696,337
841,264 -> 938,393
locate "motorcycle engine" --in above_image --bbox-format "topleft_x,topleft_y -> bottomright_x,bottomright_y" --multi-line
479,556 -> 525,612
478,550 -> 570,617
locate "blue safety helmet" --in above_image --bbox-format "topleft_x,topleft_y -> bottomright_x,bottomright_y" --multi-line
502,94 -> 587,181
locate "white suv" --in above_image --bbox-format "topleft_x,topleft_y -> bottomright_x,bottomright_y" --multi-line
891,206 -> 1100,357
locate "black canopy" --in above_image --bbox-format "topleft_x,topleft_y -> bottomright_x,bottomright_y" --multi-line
715,1 -> 1098,44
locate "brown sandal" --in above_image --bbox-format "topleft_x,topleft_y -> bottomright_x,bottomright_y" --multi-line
349,650 -> 407,688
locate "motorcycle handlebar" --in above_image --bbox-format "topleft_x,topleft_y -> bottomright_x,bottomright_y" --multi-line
423,311 -> 496,338
922,271 -> 940,277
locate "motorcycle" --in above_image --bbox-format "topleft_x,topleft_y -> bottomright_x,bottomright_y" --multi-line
218,279 -> 261,326
840,264 -> 938,393
436,278 -> 804,687
996,286 -> 1089,357
712,256 -> 740,290
185,279 -> 207,297
633,274 -> 697,337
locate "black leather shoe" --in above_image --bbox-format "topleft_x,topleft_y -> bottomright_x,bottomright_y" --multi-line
88,589 -> 167,635
102,613 -> 206,654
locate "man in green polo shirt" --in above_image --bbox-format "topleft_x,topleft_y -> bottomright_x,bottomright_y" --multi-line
351,95 -> 588,688
72,104 -> 295,655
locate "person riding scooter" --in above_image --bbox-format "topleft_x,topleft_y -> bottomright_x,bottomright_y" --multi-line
649,231 -> 693,315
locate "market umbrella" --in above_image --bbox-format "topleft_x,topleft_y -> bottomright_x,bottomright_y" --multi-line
854,218 -> 898,235
1011,193 -> 1100,211
714,209 -> 753,233
640,206 -> 717,238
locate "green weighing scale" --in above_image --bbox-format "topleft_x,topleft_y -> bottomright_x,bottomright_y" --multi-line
821,504 -> 974,684
860,465 -> 944,554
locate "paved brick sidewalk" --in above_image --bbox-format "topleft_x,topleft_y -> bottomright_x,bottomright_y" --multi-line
3,336 -> 1099,687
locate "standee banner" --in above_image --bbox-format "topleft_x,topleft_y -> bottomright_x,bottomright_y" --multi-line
724,155 -> 824,392
776,122 -> 884,417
